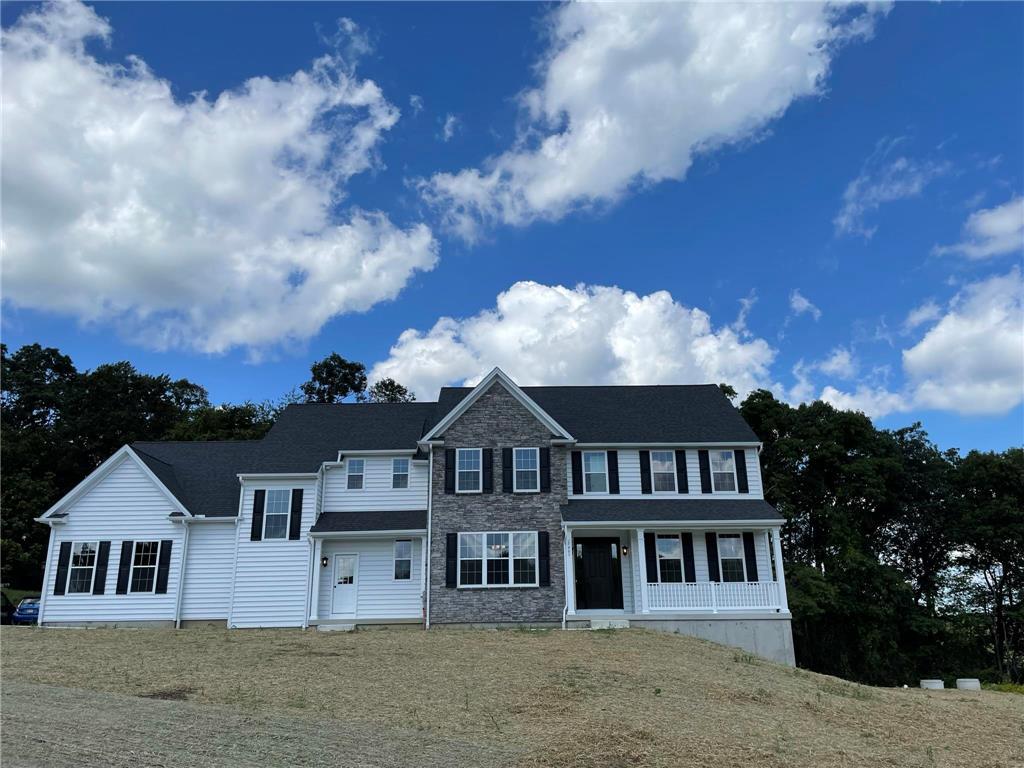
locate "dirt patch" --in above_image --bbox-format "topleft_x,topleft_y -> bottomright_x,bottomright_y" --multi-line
138,684 -> 197,701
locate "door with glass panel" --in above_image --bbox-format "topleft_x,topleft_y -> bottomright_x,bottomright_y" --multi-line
331,554 -> 359,617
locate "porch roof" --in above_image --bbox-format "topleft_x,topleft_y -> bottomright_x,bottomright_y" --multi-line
561,498 -> 783,524
310,510 -> 427,534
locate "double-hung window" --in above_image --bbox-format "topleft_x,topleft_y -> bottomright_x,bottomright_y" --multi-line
456,448 -> 481,493
67,541 -> 98,594
393,539 -> 412,580
710,451 -> 737,492
130,541 -> 160,592
347,459 -> 365,490
718,534 -> 746,582
656,534 -> 683,583
458,531 -> 537,587
513,448 -> 539,492
392,458 -> 410,489
263,489 -> 291,539
651,451 -> 677,492
583,451 -> 608,493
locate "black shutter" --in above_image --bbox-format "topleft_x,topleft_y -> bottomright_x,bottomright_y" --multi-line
250,489 -> 265,541
698,450 -> 712,494
705,532 -> 720,582
444,449 -> 455,494
675,450 -> 689,494
502,448 -> 513,493
445,533 -> 457,588
539,448 -> 551,493
681,533 -> 696,583
735,449 -> 749,494
155,540 -> 173,594
571,451 -> 583,495
538,531 -> 550,586
607,450 -> 620,494
482,449 -> 494,493
644,532 -> 658,583
53,541 -> 72,596
93,541 -> 111,595
742,532 -> 759,582
116,540 -> 133,594
288,488 -> 304,540
639,451 -> 652,495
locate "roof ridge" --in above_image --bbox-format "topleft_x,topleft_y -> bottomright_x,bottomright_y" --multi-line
131,439 -> 264,445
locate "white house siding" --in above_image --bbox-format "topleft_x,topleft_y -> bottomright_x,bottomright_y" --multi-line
315,537 -> 424,620
180,522 -> 236,620
685,530 -> 771,583
322,457 -> 428,511
40,456 -> 184,624
229,479 -> 316,628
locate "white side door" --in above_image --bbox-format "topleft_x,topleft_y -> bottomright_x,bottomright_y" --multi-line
331,554 -> 359,617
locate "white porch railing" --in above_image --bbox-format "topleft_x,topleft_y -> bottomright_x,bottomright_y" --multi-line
645,581 -> 781,612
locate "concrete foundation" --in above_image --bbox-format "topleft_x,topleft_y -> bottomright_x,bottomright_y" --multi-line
633,616 -> 795,666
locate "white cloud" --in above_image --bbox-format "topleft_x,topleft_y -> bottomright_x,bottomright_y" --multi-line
440,113 -> 460,142
819,385 -> 908,419
817,347 -> 856,378
420,3 -> 887,241
1,1 -> 437,354
789,290 -> 822,321
834,137 -> 951,238
933,196 -> 1024,260
409,94 -> 424,115
370,282 -> 776,400
902,300 -> 942,334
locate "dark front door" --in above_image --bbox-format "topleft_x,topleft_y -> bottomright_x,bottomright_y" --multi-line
574,538 -> 624,610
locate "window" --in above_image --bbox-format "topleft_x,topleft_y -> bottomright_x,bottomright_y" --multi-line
718,534 -> 747,582
263,488 -> 291,539
513,448 -> 539,492
711,451 -> 737,492
392,458 -> 410,489
651,451 -> 677,492
456,448 -> 482,493
347,459 -> 365,490
67,541 -> 98,594
130,541 -> 160,592
393,539 -> 412,580
583,451 -> 608,493
656,534 -> 683,583
458,531 -> 538,587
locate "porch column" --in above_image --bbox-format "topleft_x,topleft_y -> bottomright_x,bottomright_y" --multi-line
563,527 -> 576,615
310,538 -> 323,622
636,528 -> 650,614
420,535 -> 428,601
771,527 -> 789,612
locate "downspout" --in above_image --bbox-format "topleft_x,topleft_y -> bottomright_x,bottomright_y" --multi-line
302,464 -> 326,630
424,444 -> 433,629
561,521 -> 568,630
173,518 -> 190,628
226,478 -> 245,629
36,523 -> 56,627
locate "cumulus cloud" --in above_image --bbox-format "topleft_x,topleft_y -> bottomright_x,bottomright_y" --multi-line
419,2 -> 887,241
789,290 -> 822,321
933,196 -> 1024,260
1,1 -> 437,354
816,347 -> 857,378
370,282 -> 776,400
440,113 -> 460,143
819,385 -> 908,419
902,300 -> 942,334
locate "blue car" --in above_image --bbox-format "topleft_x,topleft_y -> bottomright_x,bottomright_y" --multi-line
12,597 -> 40,625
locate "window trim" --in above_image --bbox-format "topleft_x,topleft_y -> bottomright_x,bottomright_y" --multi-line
582,451 -> 609,495
65,540 -> 99,595
650,450 -> 678,494
393,539 -> 413,581
457,531 -> 539,588
455,448 -> 483,494
717,533 -> 748,582
710,450 -> 739,494
655,533 -> 684,583
512,447 -> 540,493
262,488 -> 293,540
346,459 -> 365,491
129,540 -> 160,594
392,458 -> 410,490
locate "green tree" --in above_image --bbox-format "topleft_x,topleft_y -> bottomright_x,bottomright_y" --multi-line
300,353 -> 367,403
168,401 -> 277,441
366,378 -> 416,403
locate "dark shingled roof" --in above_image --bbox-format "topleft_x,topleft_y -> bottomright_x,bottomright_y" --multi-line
435,384 -> 758,443
561,499 -> 783,523
310,510 -> 427,533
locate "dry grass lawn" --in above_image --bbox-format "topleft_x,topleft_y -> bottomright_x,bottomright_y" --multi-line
2,625 -> 1022,767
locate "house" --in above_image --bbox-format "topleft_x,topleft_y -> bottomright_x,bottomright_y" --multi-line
34,368 -> 795,664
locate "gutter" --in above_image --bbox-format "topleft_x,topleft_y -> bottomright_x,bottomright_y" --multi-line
173,517 -> 190,628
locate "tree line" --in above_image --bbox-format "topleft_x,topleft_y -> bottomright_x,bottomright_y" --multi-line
2,344 -> 1020,685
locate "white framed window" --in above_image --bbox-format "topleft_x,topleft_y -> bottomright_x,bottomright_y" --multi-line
346,459 -> 365,490
130,541 -> 160,593
655,534 -> 683,583
718,534 -> 747,582
583,451 -> 608,494
456,448 -> 482,493
393,539 -> 412,580
513,448 -> 539,492
651,451 -> 677,493
392,458 -> 410,489
67,541 -> 99,594
263,488 -> 291,539
711,450 -> 737,493
458,531 -> 538,587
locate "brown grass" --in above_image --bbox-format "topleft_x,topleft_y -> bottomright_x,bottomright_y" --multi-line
2,626 -> 1022,767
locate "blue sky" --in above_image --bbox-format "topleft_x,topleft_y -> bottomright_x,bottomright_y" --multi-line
2,1 -> 1022,452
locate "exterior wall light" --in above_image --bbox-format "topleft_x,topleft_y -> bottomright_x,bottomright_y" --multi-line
321,555 -> 329,568
621,545 -> 629,557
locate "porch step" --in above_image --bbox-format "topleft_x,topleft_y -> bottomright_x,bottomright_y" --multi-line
316,623 -> 356,632
589,619 -> 630,630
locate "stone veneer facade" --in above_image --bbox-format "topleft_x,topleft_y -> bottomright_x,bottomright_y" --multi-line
428,382 -> 567,625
